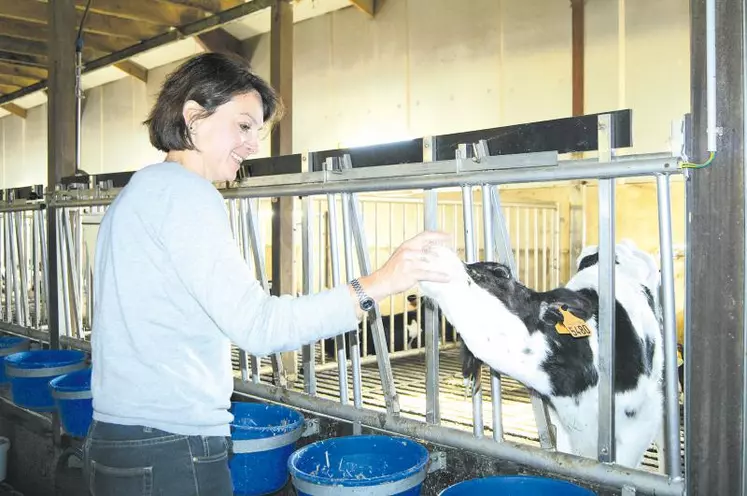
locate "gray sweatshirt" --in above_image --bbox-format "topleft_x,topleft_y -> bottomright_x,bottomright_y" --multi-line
91,161 -> 359,436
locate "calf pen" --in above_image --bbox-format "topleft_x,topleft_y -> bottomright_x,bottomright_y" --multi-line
0,110 -> 686,495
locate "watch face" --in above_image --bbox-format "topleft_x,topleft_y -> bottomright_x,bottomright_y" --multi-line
361,298 -> 375,311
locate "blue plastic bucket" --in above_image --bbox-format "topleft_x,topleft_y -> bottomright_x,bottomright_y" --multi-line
0,336 -> 30,384
229,401 -> 305,496
288,435 -> 429,496
438,475 -> 596,495
4,350 -> 87,411
49,367 -> 93,437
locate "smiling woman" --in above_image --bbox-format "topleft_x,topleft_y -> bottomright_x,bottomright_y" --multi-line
143,52 -> 283,182
81,52 -> 453,496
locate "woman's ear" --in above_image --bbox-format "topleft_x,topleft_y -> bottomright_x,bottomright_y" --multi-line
182,100 -> 205,133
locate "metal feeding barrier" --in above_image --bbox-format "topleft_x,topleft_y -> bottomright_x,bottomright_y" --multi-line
0,110 -> 686,495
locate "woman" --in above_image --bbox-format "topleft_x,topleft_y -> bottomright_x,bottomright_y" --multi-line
82,52 -> 451,495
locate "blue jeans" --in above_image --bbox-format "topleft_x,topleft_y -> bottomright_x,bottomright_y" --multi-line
82,420 -> 233,496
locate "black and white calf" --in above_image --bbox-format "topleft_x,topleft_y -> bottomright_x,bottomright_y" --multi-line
418,241 -> 664,468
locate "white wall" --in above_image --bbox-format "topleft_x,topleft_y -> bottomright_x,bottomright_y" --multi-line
0,0 -> 690,188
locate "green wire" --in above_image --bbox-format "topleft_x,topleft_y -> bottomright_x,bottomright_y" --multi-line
680,151 -> 716,169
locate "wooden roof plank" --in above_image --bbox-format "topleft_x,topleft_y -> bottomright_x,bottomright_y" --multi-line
0,51 -> 47,68
1,102 -> 26,119
0,62 -> 47,80
195,28 -> 243,56
0,0 -> 168,41
77,0 -> 208,26
114,61 -> 148,83
0,74 -> 40,87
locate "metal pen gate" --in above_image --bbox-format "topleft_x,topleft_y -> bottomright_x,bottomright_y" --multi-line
0,112 -> 687,496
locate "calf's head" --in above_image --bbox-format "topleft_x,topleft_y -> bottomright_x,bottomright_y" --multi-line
420,246 -> 594,335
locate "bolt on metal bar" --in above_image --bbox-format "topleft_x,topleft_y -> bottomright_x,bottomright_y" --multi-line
656,173 -> 683,479
324,158 -> 350,407
597,114 -> 617,464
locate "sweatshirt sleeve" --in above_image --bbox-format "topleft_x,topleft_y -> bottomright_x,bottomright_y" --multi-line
158,177 -> 361,357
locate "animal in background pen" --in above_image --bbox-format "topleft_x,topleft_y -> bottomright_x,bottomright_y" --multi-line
417,241 -> 664,469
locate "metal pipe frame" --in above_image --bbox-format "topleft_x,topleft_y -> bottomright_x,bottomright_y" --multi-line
48,154 -> 681,209
35,145 -> 686,494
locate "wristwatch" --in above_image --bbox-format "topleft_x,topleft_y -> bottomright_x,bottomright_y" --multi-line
350,278 -> 375,312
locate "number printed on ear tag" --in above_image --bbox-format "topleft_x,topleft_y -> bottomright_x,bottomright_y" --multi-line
557,308 -> 592,338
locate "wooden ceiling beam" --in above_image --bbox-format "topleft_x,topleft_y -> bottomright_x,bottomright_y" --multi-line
1,102 -> 26,118
0,37 -> 46,58
0,51 -> 47,68
0,0 -> 167,41
349,0 -> 375,16
162,0 -> 244,12
114,61 -> 148,83
0,74 -> 40,87
0,62 -> 47,80
0,19 -> 134,54
195,28 -> 242,56
0,83 -> 22,94
73,0 -> 208,26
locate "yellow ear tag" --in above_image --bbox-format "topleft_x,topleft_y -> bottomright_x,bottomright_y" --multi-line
555,307 -> 592,338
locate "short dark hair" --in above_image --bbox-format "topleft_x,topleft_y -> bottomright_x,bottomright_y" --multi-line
144,52 -> 284,152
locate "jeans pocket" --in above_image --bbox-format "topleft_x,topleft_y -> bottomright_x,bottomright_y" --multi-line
190,437 -> 232,496
90,460 -> 153,496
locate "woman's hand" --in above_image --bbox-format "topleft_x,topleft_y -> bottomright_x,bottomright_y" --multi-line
355,230 -> 453,303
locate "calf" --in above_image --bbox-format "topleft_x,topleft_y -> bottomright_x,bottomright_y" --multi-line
418,242 -> 664,468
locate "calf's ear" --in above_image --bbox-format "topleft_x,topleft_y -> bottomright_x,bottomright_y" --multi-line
539,288 -> 594,326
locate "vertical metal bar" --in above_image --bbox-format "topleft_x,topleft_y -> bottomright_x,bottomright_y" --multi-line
657,173 -> 682,478
339,159 -> 363,434
489,186 -> 556,450
32,211 -> 40,328
14,212 -> 29,326
524,208 -> 530,282
63,210 -> 82,338
542,209 -> 548,291
344,156 -> 400,416
597,113 -> 617,463
461,176 -> 483,438
245,198 -> 280,384
388,204 -> 395,353
423,137 -> 441,424
227,199 -> 250,383
301,191 -> 316,395
56,209 -> 72,338
9,213 -> 22,326
482,184 -> 504,441
533,208 -> 539,289
4,214 -> 11,323
76,209 -> 83,336
38,210 -> 49,327
324,158 -> 350,406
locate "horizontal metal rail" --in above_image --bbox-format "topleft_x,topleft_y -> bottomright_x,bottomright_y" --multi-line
46,153 -> 681,209
233,379 -> 684,496
0,322 -> 90,353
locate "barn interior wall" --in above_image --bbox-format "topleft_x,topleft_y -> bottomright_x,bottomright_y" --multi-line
0,0 -> 689,319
